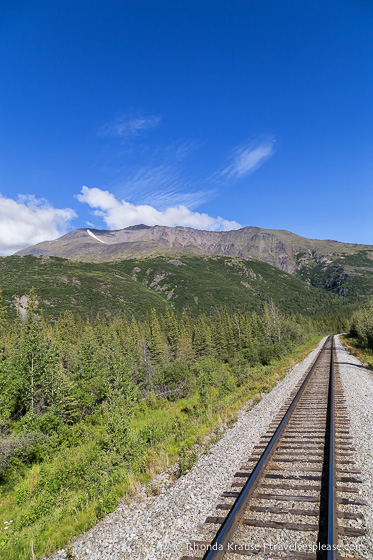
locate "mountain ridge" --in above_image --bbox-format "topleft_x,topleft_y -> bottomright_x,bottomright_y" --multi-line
16,224 -> 373,277
6,223 -> 373,321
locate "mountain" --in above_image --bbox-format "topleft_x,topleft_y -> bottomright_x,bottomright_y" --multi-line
16,225 -> 373,301
0,254 -> 346,321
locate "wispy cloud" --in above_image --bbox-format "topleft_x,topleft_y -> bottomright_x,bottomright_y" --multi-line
76,186 -> 241,232
168,140 -> 205,161
0,194 -> 76,255
99,114 -> 162,138
115,165 -> 213,210
222,138 -> 276,179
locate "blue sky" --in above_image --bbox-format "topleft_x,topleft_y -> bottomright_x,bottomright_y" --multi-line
0,0 -> 372,254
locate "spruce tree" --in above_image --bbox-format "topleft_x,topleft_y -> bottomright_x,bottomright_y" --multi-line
148,308 -> 165,364
0,289 -> 6,333
17,288 -> 45,416
0,289 -> 8,357
165,310 -> 179,358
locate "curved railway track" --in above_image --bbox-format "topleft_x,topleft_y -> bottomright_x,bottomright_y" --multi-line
182,336 -> 366,560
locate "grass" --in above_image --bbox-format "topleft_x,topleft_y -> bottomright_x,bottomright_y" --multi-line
0,334 -> 323,560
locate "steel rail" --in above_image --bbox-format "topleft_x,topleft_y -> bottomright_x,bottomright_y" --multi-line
202,336 -> 332,560
327,336 -> 338,560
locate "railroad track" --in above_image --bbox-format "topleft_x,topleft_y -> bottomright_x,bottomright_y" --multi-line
182,336 -> 366,560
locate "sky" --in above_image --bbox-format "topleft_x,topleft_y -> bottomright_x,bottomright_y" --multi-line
0,0 -> 373,255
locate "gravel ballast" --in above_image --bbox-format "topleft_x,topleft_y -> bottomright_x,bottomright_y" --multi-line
334,335 -> 373,559
50,337 -> 373,560
51,338 -> 331,560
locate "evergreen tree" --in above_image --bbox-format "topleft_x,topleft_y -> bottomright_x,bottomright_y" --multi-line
16,289 -> 46,416
177,315 -> 195,362
0,289 -> 7,334
213,311 -> 224,360
148,308 -> 165,364
0,289 -> 8,357
165,310 -> 179,358
75,333 -> 106,411
192,315 -> 214,357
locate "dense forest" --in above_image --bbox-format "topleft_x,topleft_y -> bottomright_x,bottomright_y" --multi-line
0,289 -> 345,559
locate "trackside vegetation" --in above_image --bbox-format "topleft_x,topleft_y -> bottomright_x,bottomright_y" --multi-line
341,300 -> 373,368
350,300 -> 373,349
0,289 -> 344,559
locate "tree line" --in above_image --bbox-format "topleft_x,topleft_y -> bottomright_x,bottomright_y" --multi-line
0,290 -> 314,430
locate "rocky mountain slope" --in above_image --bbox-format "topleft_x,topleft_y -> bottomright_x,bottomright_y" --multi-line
16,224 -> 373,300
17,224 -> 373,271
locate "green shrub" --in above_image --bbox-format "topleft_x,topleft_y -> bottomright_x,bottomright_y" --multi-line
0,432 -> 47,477
139,421 -> 165,445
176,447 -> 199,478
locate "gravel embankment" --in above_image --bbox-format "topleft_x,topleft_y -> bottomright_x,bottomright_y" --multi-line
51,338 -> 328,560
334,335 -> 373,559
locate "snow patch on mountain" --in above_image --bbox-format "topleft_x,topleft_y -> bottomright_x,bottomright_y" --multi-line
87,229 -> 107,244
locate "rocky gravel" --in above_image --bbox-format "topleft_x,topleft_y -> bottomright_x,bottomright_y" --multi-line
335,335 -> 373,559
50,338 -> 329,560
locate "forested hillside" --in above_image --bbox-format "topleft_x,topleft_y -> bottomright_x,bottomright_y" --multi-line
0,254 -> 351,321
297,250 -> 373,301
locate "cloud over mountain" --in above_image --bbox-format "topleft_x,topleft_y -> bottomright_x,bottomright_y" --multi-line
76,186 -> 241,231
0,194 -> 76,255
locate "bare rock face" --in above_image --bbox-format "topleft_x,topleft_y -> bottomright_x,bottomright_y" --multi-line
16,224 -> 373,276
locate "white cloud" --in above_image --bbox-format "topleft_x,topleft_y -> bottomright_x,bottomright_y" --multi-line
99,114 -> 161,138
76,186 -> 241,232
0,194 -> 76,255
222,138 -> 275,179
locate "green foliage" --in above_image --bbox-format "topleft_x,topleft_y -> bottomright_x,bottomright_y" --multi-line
116,255 -> 349,317
0,254 -> 355,323
350,300 -> 373,349
101,393 -> 137,463
0,297 -> 340,560
66,544 -> 77,560
138,420 -> 165,445
176,447 -> 199,478
0,255 -> 169,321
297,250 -> 373,302
0,432 -> 46,477
0,290 -> 7,335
